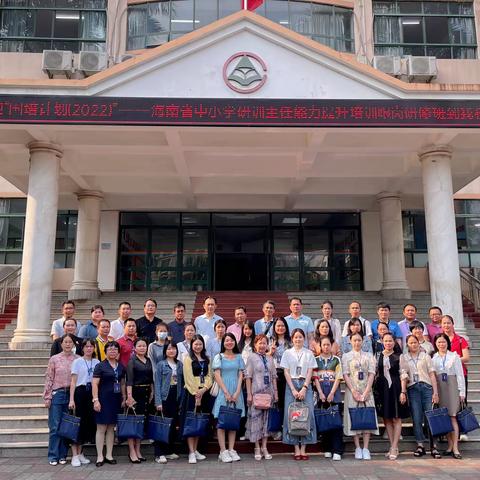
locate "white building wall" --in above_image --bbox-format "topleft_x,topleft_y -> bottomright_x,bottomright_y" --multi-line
98,210 -> 119,292
361,211 -> 383,291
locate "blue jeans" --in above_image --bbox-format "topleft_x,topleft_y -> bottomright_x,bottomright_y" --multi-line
48,389 -> 69,462
407,382 -> 433,443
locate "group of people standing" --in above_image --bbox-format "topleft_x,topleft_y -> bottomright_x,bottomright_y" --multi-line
44,296 -> 471,466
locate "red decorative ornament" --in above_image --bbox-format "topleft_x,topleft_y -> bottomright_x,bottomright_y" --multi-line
243,0 -> 264,11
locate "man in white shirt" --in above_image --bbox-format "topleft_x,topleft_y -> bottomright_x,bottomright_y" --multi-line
50,300 -> 80,340
194,296 -> 223,344
254,300 -> 276,337
284,297 -> 314,343
109,301 -> 132,340
341,301 -> 372,338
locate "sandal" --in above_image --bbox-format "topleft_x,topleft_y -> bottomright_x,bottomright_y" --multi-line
389,448 -> 399,460
414,446 -> 426,457
431,448 -> 442,459
452,452 -> 462,460
254,448 -> 262,461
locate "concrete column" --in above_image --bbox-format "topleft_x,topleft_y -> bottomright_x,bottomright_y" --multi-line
68,190 -> 103,300
419,145 -> 465,333
9,142 -> 62,350
377,192 -> 411,299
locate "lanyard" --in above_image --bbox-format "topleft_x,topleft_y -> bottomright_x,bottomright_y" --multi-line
295,349 -> 304,364
440,354 -> 447,371
84,359 -> 94,377
409,353 -> 420,371
258,353 -> 268,372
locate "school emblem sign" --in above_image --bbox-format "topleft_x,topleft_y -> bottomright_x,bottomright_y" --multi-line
223,52 -> 267,94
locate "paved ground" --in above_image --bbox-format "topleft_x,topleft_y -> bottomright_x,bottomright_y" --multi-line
1,452 -> 480,480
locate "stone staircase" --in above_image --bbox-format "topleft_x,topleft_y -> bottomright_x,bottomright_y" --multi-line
0,290 -> 479,457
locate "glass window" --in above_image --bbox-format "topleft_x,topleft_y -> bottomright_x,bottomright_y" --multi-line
151,229 -> 178,269
304,229 -> 328,268
213,213 -> 269,226
273,229 -> 299,267
183,229 -> 208,268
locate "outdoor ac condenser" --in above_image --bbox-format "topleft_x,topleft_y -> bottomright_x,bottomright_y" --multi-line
372,56 -> 402,77
405,56 -> 438,83
42,50 -> 74,79
78,51 -> 108,76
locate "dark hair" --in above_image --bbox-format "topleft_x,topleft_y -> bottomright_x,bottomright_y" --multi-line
144,298 -> 157,307
409,320 -> 424,332
321,300 -> 333,309
377,322 -> 390,332
433,333 -> 451,352
272,317 -> 291,346
291,328 -> 305,339
104,340 -> 120,353
349,301 -> 361,309
203,296 -> 217,304
403,303 -> 417,312
98,319 -> 111,326
156,322 -> 168,332
290,297 -> 303,305
81,338 -> 97,357
263,300 -> 276,308
382,332 -> 395,343
125,318 -> 137,326
174,302 -> 186,311
441,314 -> 455,325
63,317 -> 77,327
314,319 -> 334,344
377,302 -> 391,311
220,332 -> 240,354
134,337 -> 148,347
347,317 -> 364,337
405,334 -> 420,347
163,341 -> 178,362
349,332 -> 363,342
253,333 -> 269,350
189,334 -> 209,363
429,306 -> 443,315
214,319 -> 227,331
62,300 -> 75,308
118,301 -> 131,309
235,306 -> 247,313
60,333 -> 76,345
91,304 -> 104,314
239,321 -> 256,351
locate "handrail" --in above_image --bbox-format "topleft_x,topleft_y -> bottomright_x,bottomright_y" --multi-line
460,268 -> 480,313
0,266 -> 21,314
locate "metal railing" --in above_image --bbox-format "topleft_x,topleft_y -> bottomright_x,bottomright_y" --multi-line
0,266 -> 21,314
460,267 -> 480,313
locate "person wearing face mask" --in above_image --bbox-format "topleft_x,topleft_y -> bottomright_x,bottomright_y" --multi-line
50,318 -> 83,357
148,322 -> 170,376
118,319 -> 138,368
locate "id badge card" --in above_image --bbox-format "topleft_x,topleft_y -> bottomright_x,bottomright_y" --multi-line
296,366 -> 302,376
113,382 -> 121,394
200,375 -> 205,384
441,373 -> 448,382
264,375 -> 270,386
323,374 -> 330,382
358,371 -> 364,381
413,374 -> 419,383
86,382 -> 92,392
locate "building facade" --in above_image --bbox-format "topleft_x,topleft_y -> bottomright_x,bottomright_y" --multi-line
0,2 -> 480,347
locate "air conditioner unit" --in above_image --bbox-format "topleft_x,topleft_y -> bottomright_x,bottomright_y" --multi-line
373,56 -> 402,77
78,51 -> 108,76
405,56 -> 437,83
42,50 -> 74,79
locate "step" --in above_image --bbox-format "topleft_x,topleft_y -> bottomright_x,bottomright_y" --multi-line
0,350 -> 49,357
0,404 -> 45,416
0,416 -> 47,428
0,374 -> 44,385
0,366 -> 46,374
0,428 -> 48,444
0,357 -> 49,366
0,393 -> 43,404
0,384 -> 44,394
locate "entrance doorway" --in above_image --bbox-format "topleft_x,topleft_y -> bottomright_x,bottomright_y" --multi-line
214,227 -> 268,290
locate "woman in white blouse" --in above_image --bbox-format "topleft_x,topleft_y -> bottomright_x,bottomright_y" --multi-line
432,333 -> 466,459
280,328 -> 317,460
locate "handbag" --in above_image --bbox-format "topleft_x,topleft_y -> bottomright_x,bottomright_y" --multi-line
58,409 -> 81,443
147,411 -> 173,443
457,402 -> 479,434
314,404 -> 343,432
210,381 -> 220,398
349,402 -> 377,431
117,407 -> 145,439
267,404 -> 282,432
425,405 -> 453,436
287,401 -> 311,437
253,393 -> 272,410
217,402 -> 242,431
182,408 -> 210,438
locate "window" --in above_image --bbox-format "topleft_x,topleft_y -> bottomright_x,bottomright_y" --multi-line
373,1 -> 476,59
127,0 -> 354,53
0,0 -> 107,53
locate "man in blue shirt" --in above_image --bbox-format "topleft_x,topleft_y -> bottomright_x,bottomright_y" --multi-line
194,296 -> 223,344
254,300 -> 276,337
284,297 -> 314,344
370,302 -> 402,348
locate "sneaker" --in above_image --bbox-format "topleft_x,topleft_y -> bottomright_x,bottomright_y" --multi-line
49,461 -> 58,466
71,456 -> 81,467
218,450 -> 232,463
362,448 -> 371,460
194,450 -> 206,461
188,453 -> 197,464
228,449 -> 241,462
165,453 -> 179,460
155,456 -> 167,464
324,452 -> 333,458
239,436 -> 246,441
333,454 -> 342,461
78,454 -> 90,465
58,459 -> 67,465
460,434 -> 469,442
355,447 -> 363,460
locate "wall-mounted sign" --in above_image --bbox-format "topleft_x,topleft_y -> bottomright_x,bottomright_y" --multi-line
0,95 -> 480,127
223,52 -> 267,94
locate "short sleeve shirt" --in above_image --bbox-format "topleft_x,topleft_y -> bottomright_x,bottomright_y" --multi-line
72,357 -> 100,387
280,347 -> 316,378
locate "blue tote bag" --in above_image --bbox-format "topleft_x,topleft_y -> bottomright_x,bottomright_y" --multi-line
182,409 -> 210,438
349,402 -> 377,431
117,408 -> 145,439
58,410 -> 81,443
315,404 -> 343,432
425,406 -> 453,436
457,403 -> 479,434
267,404 -> 282,432
217,402 -> 242,431
147,412 -> 173,443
